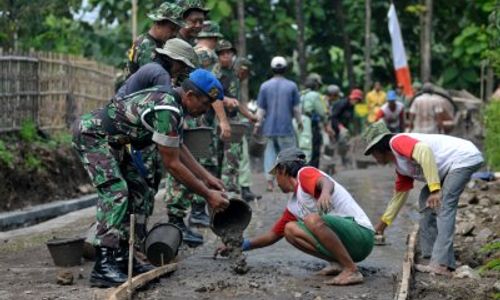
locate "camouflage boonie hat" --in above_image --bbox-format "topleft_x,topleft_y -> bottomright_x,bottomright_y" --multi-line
155,38 -> 199,68
197,21 -> 223,38
176,0 -> 210,18
361,120 -> 392,155
216,39 -> 236,54
148,2 -> 185,27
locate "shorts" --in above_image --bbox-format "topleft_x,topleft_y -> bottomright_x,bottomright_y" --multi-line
297,215 -> 374,262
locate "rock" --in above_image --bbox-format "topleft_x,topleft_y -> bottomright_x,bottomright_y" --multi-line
494,280 -> 500,292
249,281 -> 260,288
462,192 -> 478,204
56,270 -> 74,285
194,286 -> 208,293
294,292 -> 302,298
314,297 -> 323,300
464,236 -> 475,243
454,265 -> 480,279
456,222 -> 475,236
476,228 -> 494,242
478,196 -> 492,207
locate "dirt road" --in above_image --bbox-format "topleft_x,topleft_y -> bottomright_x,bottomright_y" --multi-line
0,166 -> 417,300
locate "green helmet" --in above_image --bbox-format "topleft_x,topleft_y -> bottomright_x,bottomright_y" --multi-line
176,0 -> 210,18
155,38 -> 199,68
197,21 -> 223,39
216,39 -> 236,54
148,2 -> 185,27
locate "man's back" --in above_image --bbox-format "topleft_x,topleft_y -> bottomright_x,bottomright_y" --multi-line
410,93 -> 443,133
257,76 -> 300,137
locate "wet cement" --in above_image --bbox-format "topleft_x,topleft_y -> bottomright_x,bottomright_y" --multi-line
219,227 -> 249,275
137,166 -> 418,300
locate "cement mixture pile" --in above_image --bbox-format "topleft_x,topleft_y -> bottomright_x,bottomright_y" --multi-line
218,227 -> 249,275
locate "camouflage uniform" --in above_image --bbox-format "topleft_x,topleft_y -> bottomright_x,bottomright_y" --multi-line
73,87 -> 184,249
176,0 -> 210,46
164,21 -> 223,219
213,40 -> 241,192
127,3 -> 184,75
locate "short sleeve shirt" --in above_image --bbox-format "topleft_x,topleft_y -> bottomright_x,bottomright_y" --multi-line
106,87 -> 184,148
116,63 -> 171,98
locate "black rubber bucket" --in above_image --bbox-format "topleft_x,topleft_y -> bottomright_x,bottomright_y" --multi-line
145,223 -> 182,266
46,237 -> 85,267
210,198 -> 252,237
183,127 -> 213,159
218,122 -> 248,143
249,134 -> 267,157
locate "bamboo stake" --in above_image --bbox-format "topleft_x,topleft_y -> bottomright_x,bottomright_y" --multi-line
127,214 -> 135,300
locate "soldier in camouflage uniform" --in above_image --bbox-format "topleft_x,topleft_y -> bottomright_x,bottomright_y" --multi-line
176,0 -> 209,46
213,40 -> 259,193
194,20 -> 223,71
127,2 -> 184,76
163,21 -> 223,246
233,58 -> 261,202
73,69 -> 228,288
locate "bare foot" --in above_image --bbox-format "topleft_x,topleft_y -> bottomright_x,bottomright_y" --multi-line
324,269 -> 363,285
415,263 -> 452,277
316,262 -> 343,276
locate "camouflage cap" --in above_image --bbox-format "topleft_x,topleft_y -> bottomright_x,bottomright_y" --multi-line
361,120 -> 392,155
306,73 -> 323,85
176,0 -> 210,18
148,2 -> 185,27
216,39 -> 236,54
197,21 -> 223,39
234,57 -> 252,70
155,38 -> 199,69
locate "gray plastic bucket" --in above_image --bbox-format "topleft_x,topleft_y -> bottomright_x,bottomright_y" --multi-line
249,134 -> 267,157
183,127 -> 213,159
46,237 -> 85,267
145,223 -> 182,266
210,198 -> 252,237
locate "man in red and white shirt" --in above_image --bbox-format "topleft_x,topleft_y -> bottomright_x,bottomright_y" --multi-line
362,121 -> 483,276
216,148 -> 374,285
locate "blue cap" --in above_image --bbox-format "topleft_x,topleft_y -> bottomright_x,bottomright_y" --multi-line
387,90 -> 397,101
188,69 -> 224,101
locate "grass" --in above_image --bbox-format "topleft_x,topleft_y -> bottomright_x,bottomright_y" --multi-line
485,101 -> 500,171
0,139 -> 14,168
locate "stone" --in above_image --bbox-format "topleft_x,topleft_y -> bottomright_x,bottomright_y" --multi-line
478,196 -> 492,207
476,228 -> 494,242
454,265 -> 480,279
464,236 -> 475,243
494,280 -> 500,292
456,222 -> 475,236
56,270 -> 74,285
294,292 -> 302,298
462,192 -> 478,204
249,281 -> 260,288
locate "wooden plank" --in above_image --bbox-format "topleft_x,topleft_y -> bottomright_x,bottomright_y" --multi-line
107,263 -> 178,300
395,224 -> 419,300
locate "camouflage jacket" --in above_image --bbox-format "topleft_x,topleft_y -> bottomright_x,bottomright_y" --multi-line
103,86 -> 184,148
212,63 -> 239,99
127,34 -> 164,75
194,45 -> 218,71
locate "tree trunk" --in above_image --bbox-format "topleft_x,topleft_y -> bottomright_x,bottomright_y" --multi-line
363,0 -> 372,92
295,0 -> 306,85
421,0 -> 433,82
236,0 -> 249,103
131,0 -> 138,40
333,0 -> 354,89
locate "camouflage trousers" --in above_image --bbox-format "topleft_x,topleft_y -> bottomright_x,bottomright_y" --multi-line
220,140 -> 243,192
72,112 -> 158,249
238,136 -> 252,188
164,116 -> 217,218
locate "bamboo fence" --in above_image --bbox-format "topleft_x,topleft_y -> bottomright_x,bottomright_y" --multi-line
0,49 -> 117,133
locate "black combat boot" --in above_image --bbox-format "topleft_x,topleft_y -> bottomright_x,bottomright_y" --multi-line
189,202 -> 210,227
241,186 -> 262,202
115,241 -> 156,276
89,246 -> 128,288
169,215 -> 203,247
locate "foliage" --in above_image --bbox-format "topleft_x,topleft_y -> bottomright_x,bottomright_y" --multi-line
0,140 -> 14,168
24,153 -> 42,171
0,0 -> 497,96
480,240 -> 500,253
484,101 -> 500,171
19,120 -> 39,143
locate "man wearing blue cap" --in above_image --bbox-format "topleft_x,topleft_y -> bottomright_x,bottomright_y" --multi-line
73,69 -> 229,288
375,90 -> 405,133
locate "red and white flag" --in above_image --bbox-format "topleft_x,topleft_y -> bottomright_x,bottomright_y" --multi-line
388,4 -> 413,97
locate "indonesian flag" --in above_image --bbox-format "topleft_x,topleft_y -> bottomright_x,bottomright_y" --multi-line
388,4 -> 413,97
